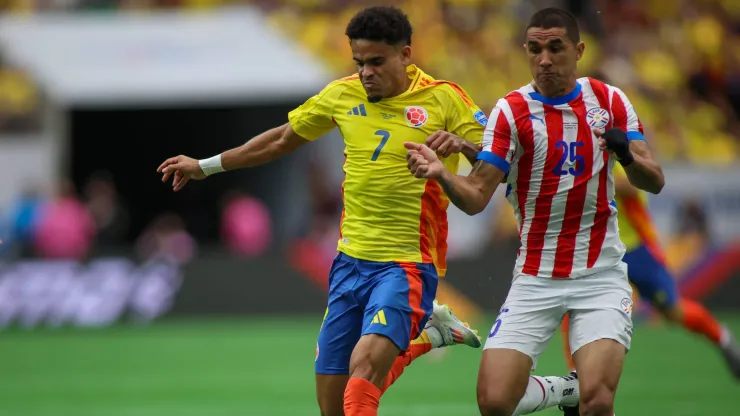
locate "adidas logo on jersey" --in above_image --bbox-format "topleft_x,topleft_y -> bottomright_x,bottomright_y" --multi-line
371,309 -> 387,325
347,104 -> 367,116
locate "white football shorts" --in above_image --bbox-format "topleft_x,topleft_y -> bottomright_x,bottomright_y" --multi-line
484,262 -> 633,369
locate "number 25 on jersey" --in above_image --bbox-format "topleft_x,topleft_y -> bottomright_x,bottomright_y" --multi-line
553,141 -> 584,176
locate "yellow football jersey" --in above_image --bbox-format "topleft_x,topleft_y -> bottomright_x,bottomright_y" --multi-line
613,164 -> 664,259
288,65 -> 486,276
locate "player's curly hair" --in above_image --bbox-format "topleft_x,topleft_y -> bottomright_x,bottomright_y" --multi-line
526,7 -> 580,44
345,6 -> 413,46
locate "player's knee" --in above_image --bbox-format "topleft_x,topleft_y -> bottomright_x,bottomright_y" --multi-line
579,382 -> 615,416
348,352 -> 385,385
348,335 -> 400,385
348,360 -> 374,380
476,384 -> 518,416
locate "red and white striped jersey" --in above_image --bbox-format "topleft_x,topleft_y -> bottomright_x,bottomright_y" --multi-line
478,77 -> 646,279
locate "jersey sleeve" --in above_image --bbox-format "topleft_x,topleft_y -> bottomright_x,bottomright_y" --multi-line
440,83 -> 486,146
287,81 -> 345,141
476,98 -> 518,174
610,87 -> 645,142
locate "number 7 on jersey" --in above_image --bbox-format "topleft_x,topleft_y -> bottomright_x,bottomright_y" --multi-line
371,130 -> 391,161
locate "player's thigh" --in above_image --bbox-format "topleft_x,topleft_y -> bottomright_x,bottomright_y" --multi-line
568,265 -> 632,412
315,254 -> 364,376
571,339 -> 626,414
315,305 -> 360,411
484,276 -> 566,370
477,348 -> 533,415
567,263 -> 634,355
362,261 -> 438,353
624,246 -> 679,311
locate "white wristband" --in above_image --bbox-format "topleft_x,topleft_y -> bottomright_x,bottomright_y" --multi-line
198,154 -> 225,177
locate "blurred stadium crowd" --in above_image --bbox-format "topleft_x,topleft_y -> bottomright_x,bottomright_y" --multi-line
2,0 -> 740,162
269,0 -> 740,164
0,0 -> 730,273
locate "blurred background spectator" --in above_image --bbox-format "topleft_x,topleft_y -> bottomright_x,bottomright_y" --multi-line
32,179 -> 96,260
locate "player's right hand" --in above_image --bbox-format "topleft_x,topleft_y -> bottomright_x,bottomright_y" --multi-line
157,155 -> 206,192
594,128 -> 634,166
404,142 -> 444,179
425,130 -> 465,158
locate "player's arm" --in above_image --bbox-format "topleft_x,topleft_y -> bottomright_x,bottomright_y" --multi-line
623,140 -> 664,193
408,99 -> 515,215
459,139 -> 482,165
426,83 -> 486,165
425,130 -> 481,165
598,131 -> 664,194
158,82 -> 342,191
157,124 -> 309,191
220,123 -> 308,170
434,160 -> 505,215
601,87 -> 664,194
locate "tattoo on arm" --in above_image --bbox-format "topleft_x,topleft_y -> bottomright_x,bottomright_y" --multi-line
437,171 -> 471,213
436,161 -> 487,213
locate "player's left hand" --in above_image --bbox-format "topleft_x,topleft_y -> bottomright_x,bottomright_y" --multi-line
404,142 -> 444,179
425,131 -> 465,158
594,128 -> 634,166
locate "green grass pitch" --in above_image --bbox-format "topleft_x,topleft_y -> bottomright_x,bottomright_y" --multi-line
2,315 -> 738,415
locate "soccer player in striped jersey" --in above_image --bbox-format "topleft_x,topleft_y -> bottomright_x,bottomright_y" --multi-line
407,7 -> 665,416
559,163 -> 740,379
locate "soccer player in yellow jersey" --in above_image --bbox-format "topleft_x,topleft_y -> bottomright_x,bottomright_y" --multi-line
560,163 -> 740,379
158,6 -> 485,416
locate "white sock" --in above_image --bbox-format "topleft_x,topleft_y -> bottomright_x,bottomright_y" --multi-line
424,326 -> 444,348
512,375 -> 580,415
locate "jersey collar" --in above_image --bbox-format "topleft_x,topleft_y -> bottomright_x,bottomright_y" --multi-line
405,64 -> 423,92
528,81 -> 582,106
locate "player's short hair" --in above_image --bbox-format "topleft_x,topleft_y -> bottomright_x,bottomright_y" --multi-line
345,6 -> 413,47
526,7 -> 580,44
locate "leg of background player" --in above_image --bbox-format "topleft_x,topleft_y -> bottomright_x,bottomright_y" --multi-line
561,297 -> 730,375
626,246 -> 740,379
661,299 -> 740,379
560,314 -> 576,371
663,299 -> 721,345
